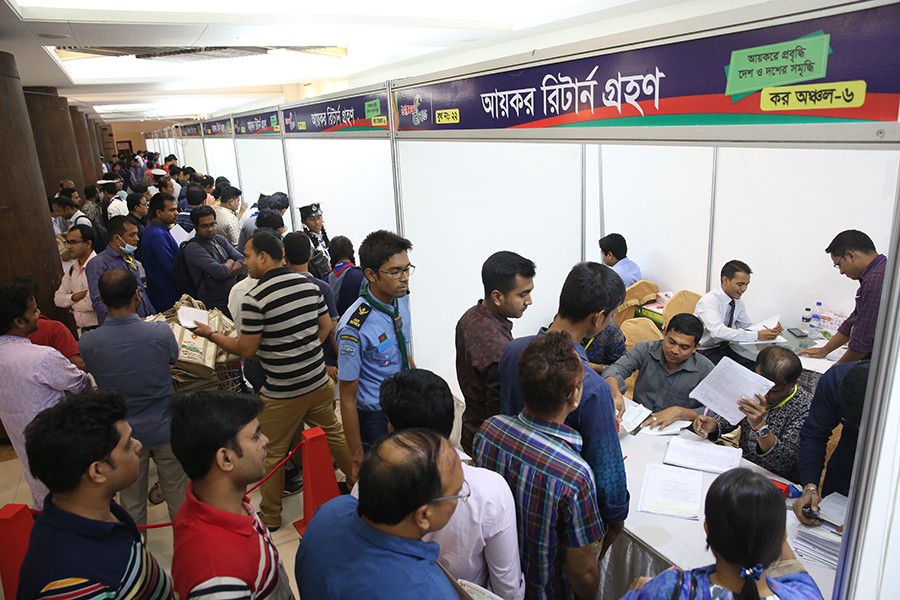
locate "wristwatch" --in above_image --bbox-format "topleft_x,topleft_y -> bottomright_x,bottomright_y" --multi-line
804,484 -> 820,495
755,424 -> 772,439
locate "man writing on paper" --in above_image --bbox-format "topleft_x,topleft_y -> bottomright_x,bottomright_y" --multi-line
694,260 -> 782,366
800,230 -> 887,363
691,346 -> 813,482
603,313 -> 714,430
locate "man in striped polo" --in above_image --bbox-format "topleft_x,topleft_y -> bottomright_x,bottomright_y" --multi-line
194,229 -> 353,531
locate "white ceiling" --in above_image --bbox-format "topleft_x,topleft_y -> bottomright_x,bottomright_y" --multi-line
0,0 -> 859,124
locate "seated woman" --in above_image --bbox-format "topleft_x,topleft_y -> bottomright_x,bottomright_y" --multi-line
692,346 -> 812,482
623,468 -> 822,599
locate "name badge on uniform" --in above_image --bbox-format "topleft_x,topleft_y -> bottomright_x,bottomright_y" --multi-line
377,332 -> 393,352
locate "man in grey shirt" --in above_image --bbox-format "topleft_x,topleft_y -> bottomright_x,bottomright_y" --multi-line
602,313 -> 713,431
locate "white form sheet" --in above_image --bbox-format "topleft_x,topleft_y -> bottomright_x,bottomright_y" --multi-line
689,357 -> 774,425
177,306 -> 208,329
749,314 -> 781,331
663,435 -> 742,474
638,463 -> 703,520
620,400 -> 652,434
639,420 -> 692,436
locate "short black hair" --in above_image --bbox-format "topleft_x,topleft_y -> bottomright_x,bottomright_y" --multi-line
519,331 -> 583,416
825,230 -> 877,256
359,230 -> 413,272
598,233 -> 628,260
60,186 -> 78,198
839,362 -> 870,429
200,175 -> 215,188
721,259 -> 752,279
380,369 -> 454,438
126,192 -> 145,212
99,268 -> 137,309
107,215 -> 131,238
756,346 -> 802,386
132,182 -> 148,195
283,231 -> 313,265
190,205 -> 216,227
25,391 -> 128,494
183,166 -> 196,176
329,235 -> 355,267
149,192 -> 176,219
481,251 -> 535,297
249,229 -> 284,261
557,262 -> 625,322
666,313 -> 704,345
83,184 -> 99,200
266,192 -> 290,211
255,209 -> 284,231
0,278 -> 34,333
51,195 -> 76,210
186,184 -> 206,207
169,165 -> 182,177
170,391 -> 265,480
221,185 -> 242,202
68,223 -> 96,247
357,429 -> 445,525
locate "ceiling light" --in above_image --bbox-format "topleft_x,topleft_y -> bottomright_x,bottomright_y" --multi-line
37,33 -> 71,40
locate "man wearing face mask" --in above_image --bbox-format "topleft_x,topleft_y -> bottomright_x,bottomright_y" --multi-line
86,215 -> 155,324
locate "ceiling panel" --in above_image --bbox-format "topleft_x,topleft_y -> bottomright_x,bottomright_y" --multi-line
67,22 -> 207,47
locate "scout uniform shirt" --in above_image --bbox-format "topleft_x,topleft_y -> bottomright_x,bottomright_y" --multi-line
336,290 -> 412,412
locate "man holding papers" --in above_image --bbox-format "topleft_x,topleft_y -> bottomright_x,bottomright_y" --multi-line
692,346 -> 812,481
603,313 -> 713,430
694,260 -> 782,366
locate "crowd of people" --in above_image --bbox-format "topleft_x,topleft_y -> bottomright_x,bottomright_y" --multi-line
0,151 -> 886,599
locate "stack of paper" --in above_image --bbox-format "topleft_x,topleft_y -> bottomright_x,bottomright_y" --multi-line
689,357 -> 774,425
664,435 -> 742,474
817,493 -> 849,527
620,402 -> 652,434
739,315 -> 787,344
639,420 -> 692,436
793,523 -> 843,569
637,464 -> 703,520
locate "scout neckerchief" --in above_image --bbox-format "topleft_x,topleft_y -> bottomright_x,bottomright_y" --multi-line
332,261 -> 354,277
360,284 -> 410,370
767,384 -> 797,412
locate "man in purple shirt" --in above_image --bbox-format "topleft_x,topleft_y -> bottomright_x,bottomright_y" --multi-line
86,216 -> 155,324
801,230 -> 887,363
0,279 -> 91,509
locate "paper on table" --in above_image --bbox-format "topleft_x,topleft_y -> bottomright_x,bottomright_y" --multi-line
818,493 -> 849,527
749,314 -> 781,331
637,463 -> 702,520
639,420 -> 692,436
689,357 -> 774,425
620,401 -> 652,434
738,335 -> 787,345
169,222 -> 190,245
663,435 -> 743,474
177,306 -> 208,329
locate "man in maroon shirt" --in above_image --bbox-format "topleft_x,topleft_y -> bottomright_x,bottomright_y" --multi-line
456,251 -> 535,454
801,230 -> 887,363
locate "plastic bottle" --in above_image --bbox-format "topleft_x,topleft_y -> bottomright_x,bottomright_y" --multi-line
801,307 -> 812,327
809,302 -> 823,338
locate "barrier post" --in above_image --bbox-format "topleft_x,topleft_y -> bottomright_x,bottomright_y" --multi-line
0,504 -> 34,599
292,427 -> 339,535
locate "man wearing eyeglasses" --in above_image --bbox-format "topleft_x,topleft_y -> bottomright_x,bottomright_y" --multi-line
336,229 -> 416,482
799,230 -> 887,364
54,224 -> 100,335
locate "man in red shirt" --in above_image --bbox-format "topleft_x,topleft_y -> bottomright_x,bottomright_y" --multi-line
18,277 -> 86,371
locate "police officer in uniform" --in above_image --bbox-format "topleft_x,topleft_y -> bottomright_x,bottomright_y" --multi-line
299,203 -> 330,279
335,230 -> 415,480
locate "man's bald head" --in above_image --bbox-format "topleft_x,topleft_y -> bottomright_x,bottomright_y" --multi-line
98,268 -> 137,310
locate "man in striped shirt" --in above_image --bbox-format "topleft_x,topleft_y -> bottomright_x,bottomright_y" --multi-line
475,332 -> 605,600
194,230 -> 353,531
170,391 -> 294,599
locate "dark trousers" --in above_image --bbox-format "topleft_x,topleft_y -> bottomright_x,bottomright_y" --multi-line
358,409 -> 389,448
699,344 -> 757,370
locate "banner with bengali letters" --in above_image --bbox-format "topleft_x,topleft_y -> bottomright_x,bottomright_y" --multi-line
282,91 -> 390,134
395,4 -> 900,131
234,110 -> 281,135
180,123 -> 202,137
202,118 -> 233,137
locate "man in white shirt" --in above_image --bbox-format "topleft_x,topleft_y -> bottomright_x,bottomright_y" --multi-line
375,368 -> 526,600
214,186 -> 243,248
54,224 -> 99,334
102,178 -> 129,218
694,259 -> 782,365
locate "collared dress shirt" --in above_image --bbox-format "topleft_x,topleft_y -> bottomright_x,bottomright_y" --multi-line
694,287 -> 755,349
296,495 -> 458,599
475,412 -> 605,600
611,256 -> 642,287
214,205 -> 242,248
837,254 -> 887,354
54,251 -> 99,329
602,340 -> 714,413
140,221 -> 181,312
86,246 -> 155,324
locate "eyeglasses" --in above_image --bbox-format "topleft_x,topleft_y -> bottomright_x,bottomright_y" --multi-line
567,371 -> 589,400
430,479 -> 470,504
380,264 -> 416,279
63,239 -> 86,246
833,254 -> 847,269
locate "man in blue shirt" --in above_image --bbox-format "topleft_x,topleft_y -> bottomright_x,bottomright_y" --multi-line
336,230 -> 415,480
79,268 -> 187,526
19,391 -> 173,600
86,216 -> 155,324
599,233 -> 642,287
500,262 -> 629,557
296,429 -> 463,599
140,192 -> 180,312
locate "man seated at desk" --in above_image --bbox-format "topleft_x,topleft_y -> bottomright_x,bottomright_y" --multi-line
692,346 -> 812,482
598,233 -> 642,287
694,259 -> 782,366
602,313 -> 713,429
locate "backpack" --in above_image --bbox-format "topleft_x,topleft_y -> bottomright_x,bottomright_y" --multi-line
173,238 -> 216,296
73,214 -> 109,253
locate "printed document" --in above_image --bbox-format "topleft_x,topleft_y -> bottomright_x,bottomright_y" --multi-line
664,435 -> 742,474
177,306 -> 208,329
689,357 -> 773,425
638,463 -> 702,520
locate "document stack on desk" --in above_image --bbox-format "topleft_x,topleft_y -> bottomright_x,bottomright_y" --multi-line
689,357 -> 774,425
792,493 -> 847,569
637,463 -> 703,520
663,435 -> 742,474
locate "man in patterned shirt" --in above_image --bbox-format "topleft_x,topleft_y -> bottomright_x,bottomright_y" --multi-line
476,332 -> 605,600
800,229 -> 887,363
456,250 -> 535,454
170,391 -> 294,599
18,391 -> 173,600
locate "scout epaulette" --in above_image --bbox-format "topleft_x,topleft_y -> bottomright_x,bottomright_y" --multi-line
346,303 -> 371,330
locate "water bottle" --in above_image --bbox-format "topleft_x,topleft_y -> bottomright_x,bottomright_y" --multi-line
810,302 -> 823,338
801,307 -> 812,328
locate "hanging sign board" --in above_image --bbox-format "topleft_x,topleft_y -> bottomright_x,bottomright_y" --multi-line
180,123 -> 202,137
282,91 -> 390,134
202,118 -> 233,137
234,110 -> 281,135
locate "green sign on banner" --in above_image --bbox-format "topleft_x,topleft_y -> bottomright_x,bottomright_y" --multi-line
365,99 -> 381,119
725,33 -> 830,96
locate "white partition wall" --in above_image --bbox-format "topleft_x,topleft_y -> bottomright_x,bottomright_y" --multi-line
203,138 -> 240,186
711,147 -> 900,327
601,145 -> 715,294
284,138 -> 396,244
235,138 -> 292,230
181,138 -> 207,173
399,141 -> 583,397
